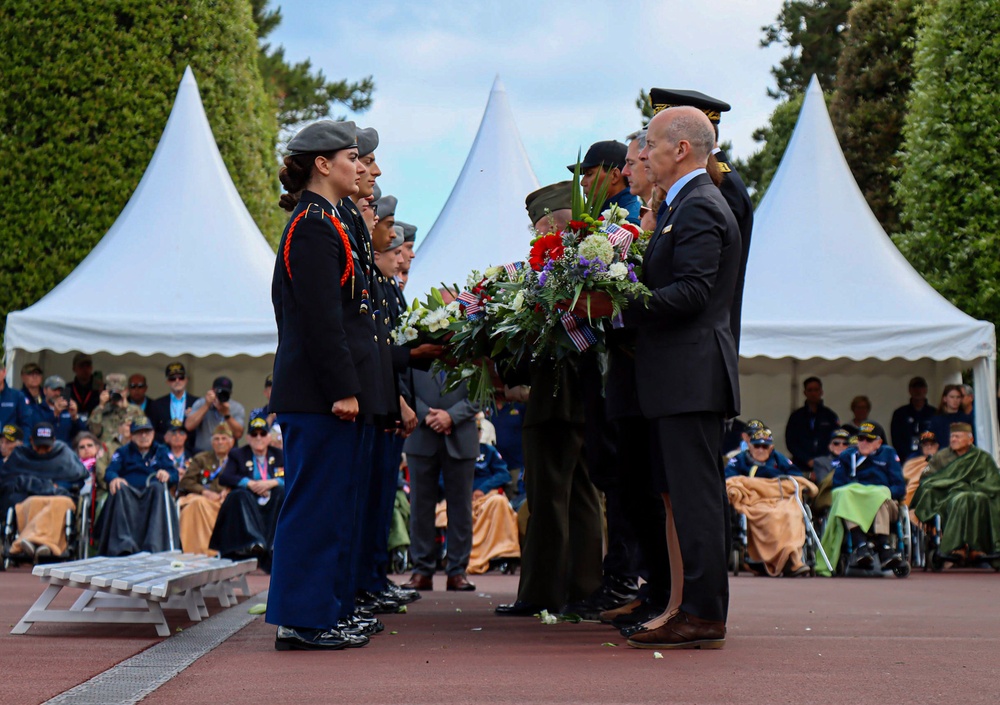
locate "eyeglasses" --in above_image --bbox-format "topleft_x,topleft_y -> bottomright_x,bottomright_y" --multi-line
371,204 -> 378,216
129,383 -> 147,389
248,430 -> 269,438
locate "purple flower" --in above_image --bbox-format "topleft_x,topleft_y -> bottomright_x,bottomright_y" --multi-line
539,272 -> 548,286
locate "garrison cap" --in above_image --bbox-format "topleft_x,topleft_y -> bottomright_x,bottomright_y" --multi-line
165,362 -> 186,378
357,127 -> 379,157
131,416 -> 154,433
389,225 -> 405,250
3,424 -> 23,442
649,88 -> 731,123
950,422 -> 973,434
212,423 -> 234,438
567,140 -> 627,172
395,220 -> 418,242
374,195 -> 397,218
525,181 -> 574,226
287,120 -> 358,155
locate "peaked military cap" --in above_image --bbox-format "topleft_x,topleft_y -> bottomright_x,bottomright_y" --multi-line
525,181 -> 574,225
374,194 -> 397,218
395,220 -> 418,242
357,127 -> 379,157
388,225 -> 405,250
649,89 -> 731,123
567,140 -> 627,172
287,120 -> 357,154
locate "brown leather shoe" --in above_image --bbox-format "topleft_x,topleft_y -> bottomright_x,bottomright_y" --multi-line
627,610 -> 726,650
446,573 -> 476,591
401,573 -> 433,591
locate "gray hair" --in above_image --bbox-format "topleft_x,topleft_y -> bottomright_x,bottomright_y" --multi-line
660,107 -> 715,160
625,129 -> 647,149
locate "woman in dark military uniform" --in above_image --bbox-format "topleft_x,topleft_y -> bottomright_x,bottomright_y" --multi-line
266,120 -> 381,651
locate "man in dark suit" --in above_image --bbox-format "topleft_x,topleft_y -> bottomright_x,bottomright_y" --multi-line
401,364 -> 480,592
148,362 -> 199,453
590,106 -> 740,649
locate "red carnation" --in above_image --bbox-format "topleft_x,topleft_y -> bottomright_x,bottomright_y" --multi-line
621,223 -> 641,241
567,220 -> 587,231
529,234 -> 565,271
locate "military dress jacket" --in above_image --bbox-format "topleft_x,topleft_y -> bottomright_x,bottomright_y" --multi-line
270,190 -> 382,416
715,149 -> 753,351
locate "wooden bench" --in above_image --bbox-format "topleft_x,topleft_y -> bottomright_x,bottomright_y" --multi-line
12,551 -> 257,637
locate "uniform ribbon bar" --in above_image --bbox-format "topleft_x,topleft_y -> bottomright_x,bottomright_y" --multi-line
605,224 -> 633,260
560,312 -> 599,352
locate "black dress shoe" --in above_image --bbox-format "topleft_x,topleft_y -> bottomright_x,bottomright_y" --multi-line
495,601 -> 546,617
382,583 -> 421,604
339,615 -> 383,636
611,599 -> 666,629
274,626 -> 368,651
356,590 -> 401,614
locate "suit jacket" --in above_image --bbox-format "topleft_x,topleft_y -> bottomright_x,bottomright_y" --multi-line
716,150 -> 754,351
403,370 -> 479,460
623,172 -> 740,419
270,190 -> 382,415
219,444 -> 286,489
149,392 -> 200,450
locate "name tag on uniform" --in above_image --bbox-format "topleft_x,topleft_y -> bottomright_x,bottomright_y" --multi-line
661,224 -> 672,234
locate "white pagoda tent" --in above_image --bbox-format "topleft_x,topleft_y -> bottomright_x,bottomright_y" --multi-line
4,67 -> 278,400
405,76 -> 539,297
739,76 -> 997,456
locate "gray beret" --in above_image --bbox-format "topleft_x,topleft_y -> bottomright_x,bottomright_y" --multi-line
287,120 -> 357,154
371,183 -> 382,201
388,225 -> 405,250
357,127 -> 379,157
395,220 -> 418,242
374,194 -> 397,218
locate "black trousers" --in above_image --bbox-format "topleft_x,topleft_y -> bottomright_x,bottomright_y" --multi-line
210,486 -> 285,571
650,412 -> 729,623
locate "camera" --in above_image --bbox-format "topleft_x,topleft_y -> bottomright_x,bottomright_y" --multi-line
214,387 -> 231,404
109,392 -> 123,405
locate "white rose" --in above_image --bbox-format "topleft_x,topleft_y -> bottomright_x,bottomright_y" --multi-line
608,262 -> 628,279
512,291 -> 525,312
485,265 -> 503,279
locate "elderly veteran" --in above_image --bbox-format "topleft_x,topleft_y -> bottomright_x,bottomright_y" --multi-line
901,431 -> 939,509
177,422 -> 234,555
94,417 -> 179,556
911,423 -> 1000,562
725,429 -> 814,577
2,424 -> 25,461
467,418 -> 520,575
818,422 -> 906,574
210,417 -> 285,571
1,422 -> 87,559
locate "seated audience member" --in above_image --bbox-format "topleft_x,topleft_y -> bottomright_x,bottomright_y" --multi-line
149,362 -> 200,453
812,429 -> 851,485
841,396 -> 888,443
249,374 -> 277,428
177,423 -> 234,556
0,364 -> 32,430
912,423 -> 1000,562
211,417 -> 285,571
467,418 -> 520,575
890,376 -> 936,458
164,419 -> 192,473
1,422 -> 87,559
2,424 -> 24,461
818,422 -> 906,574
785,377 -> 840,475
725,429 -> 816,577
67,353 -> 101,417
126,374 -> 151,414
489,398 -> 526,508
20,361 -> 45,409
901,431 -> 938,509
927,384 -> 973,447
95,417 -> 179,556
185,376 -> 246,453
73,431 -> 104,533
35,376 -> 87,444
88,373 -> 143,445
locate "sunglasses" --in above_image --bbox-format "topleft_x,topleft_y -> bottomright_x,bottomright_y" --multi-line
248,430 -> 269,438
751,442 -> 773,448
167,375 -> 186,382
830,440 -> 849,446
129,383 -> 147,389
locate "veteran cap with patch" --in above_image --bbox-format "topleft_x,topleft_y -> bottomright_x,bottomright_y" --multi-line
3,424 -> 23,442
567,140 -> 627,173
287,120 -> 358,155
525,181 -> 574,226
166,418 -> 187,435
744,419 -> 766,436
831,428 -> 851,442
857,422 -> 879,441
919,431 -> 938,444
248,416 -> 270,434
131,416 -> 154,433
648,88 -> 731,123
32,422 -> 56,447
357,126 -> 379,157
750,429 -> 774,446
374,195 -> 397,219
165,362 -> 186,379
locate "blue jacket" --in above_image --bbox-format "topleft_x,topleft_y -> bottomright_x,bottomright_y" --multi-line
725,449 -> 799,479
0,382 -> 32,429
473,444 -> 511,494
604,189 -> 642,225
31,402 -> 87,445
832,445 -> 906,501
104,441 -> 178,488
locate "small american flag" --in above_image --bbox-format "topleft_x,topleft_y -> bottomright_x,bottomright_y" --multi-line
605,224 -> 633,260
561,313 -> 598,352
457,291 -> 483,320
503,261 -> 525,278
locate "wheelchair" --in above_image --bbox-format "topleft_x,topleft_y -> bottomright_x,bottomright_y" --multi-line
921,514 -> 1000,572
1,490 -> 92,570
730,475 -> 826,577
829,501 -> 913,578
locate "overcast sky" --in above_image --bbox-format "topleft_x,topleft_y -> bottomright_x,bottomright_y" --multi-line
270,0 -> 789,241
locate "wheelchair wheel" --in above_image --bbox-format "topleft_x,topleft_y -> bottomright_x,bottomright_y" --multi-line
730,546 -> 743,577
928,549 -> 945,573
893,562 -> 911,578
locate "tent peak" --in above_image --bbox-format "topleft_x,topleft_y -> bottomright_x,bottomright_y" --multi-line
491,74 -> 506,93
181,65 -> 196,85
806,74 -> 823,94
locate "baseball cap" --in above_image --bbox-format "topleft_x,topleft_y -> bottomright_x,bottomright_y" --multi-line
32,422 -> 56,447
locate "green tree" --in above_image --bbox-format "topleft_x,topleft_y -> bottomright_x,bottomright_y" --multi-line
762,0 -> 853,99
251,0 -> 374,132
0,1 -> 281,329
895,0 -> 1000,326
636,89 -> 653,127
830,0 -> 920,235
732,94 -> 806,205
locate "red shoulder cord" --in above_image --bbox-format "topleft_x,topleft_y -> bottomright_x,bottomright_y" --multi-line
283,208 -> 310,281
325,211 -> 355,286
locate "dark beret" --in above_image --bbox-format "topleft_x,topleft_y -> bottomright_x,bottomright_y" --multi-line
525,181 -> 574,226
649,89 -> 731,123
287,120 -> 357,154
374,195 -> 397,218
395,220 -> 418,242
372,183 -> 382,201
357,127 -> 379,157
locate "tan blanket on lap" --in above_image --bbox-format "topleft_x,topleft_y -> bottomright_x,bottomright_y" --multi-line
727,476 -> 817,577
